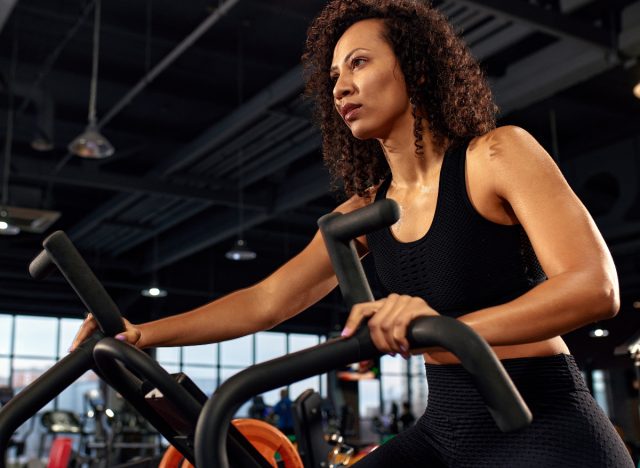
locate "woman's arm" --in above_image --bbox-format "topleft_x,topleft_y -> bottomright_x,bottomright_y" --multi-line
341,126 -> 619,356
458,125 -> 619,345
135,229 -> 340,348
70,195 -> 370,351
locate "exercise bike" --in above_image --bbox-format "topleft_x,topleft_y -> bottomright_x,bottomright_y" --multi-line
0,231 -> 297,467
0,199 -> 532,467
192,199 -> 533,467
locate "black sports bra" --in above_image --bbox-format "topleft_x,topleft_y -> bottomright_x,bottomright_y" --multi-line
366,140 -> 546,317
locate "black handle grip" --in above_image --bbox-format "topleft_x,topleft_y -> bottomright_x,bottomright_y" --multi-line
406,316 -> 531,432
28,250 -> 57,280
319,199 -> 400,242
317,199 -> 400,307
194,315 -> 533,467
28,231 -> 125,337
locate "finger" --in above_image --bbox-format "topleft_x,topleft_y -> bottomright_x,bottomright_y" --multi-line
394,298 -> 436,357
368,294 -> 404,353
392,300 -> 417,356
114,329 -> 142,346
378,294 -> 413,354
70,313 -> 97,352
342,299 -> 385,337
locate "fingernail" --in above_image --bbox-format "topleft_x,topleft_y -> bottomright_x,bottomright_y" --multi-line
399,345 -> 407,353
115,334 -> 126,341
341,327 -> 352,337
389,352 -> 396,357
68,346 -> 73,353
401,353 -> 410,360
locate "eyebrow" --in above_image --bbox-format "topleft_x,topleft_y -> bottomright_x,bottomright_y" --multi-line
329,48 -> 371,74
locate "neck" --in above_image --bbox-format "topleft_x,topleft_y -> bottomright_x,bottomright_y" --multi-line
378,124 -> 444,188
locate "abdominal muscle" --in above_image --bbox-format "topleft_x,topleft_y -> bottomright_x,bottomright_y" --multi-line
423,335 -> 570,365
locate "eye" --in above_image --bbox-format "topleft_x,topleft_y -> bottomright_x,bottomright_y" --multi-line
351,57 -> 367,69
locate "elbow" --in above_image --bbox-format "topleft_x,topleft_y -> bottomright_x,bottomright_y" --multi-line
590,275 -> 620,321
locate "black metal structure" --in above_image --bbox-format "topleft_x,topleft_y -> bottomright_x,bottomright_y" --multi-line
0,230 -> 273,468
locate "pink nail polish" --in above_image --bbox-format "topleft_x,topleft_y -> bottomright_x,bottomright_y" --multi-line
400,345 -> 407,352
115,334 -> 126,341
341,327 -> 351,337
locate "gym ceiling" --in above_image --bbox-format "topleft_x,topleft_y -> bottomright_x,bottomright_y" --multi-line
0,0 -> 639,367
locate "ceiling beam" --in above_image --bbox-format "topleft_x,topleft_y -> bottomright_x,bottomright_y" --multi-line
67,65 -> 304,242
98,0 -> 241,129
143,162 -> 330,272
454,0 -> 613,50
493,39 -> 612,114
11,156 -> 268,210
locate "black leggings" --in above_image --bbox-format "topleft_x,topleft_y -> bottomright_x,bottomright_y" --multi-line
354,354 -> 633,468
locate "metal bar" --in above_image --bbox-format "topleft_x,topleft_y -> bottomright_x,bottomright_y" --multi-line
456,0 -> 612,50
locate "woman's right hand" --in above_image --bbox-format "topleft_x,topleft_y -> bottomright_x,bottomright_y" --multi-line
70,313 -> 142,352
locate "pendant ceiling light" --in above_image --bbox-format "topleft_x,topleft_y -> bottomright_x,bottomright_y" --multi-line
225,238 -> 257,261
68,0 -> 114,159
141,237 -> 168,298
226,27 -> 256,262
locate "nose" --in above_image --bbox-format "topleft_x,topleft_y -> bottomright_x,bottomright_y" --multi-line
332,73 -> 354,101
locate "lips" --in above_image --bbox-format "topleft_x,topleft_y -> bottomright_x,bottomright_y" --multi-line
339,103 -> 362,122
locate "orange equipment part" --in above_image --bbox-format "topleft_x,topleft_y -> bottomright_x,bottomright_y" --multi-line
157,418 -> 302,468
158,444 -> 194,468
231,418 -> 303,468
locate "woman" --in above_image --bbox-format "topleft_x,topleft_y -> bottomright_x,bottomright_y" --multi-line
73,0 -> 632,466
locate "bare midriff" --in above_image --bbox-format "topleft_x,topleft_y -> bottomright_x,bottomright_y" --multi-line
424,336 -> 570,365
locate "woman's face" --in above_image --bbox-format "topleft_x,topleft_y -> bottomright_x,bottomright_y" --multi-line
330,19 -> 412,140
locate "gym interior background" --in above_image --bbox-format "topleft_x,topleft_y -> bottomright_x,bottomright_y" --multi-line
0,0 -> 639,464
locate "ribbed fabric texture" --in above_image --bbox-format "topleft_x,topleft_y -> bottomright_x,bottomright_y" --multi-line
353,355 -> 634,467
366,140 -> 546,317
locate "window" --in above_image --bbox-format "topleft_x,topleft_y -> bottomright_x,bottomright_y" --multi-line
183,343 -> 217,366
58,318 -> 83,356
256,332 -> 286,363
220,336 -> 252,367
0,358 -> 9,387
14,316 -> 57,357
0,315 -> 12,355
156,347 -> 180,366
592,369 -> 610,416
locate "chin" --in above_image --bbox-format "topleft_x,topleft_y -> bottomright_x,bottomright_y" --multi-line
348,123 -> 378,140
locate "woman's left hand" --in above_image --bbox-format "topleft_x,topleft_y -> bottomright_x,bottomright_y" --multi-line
340,293 -> 439,357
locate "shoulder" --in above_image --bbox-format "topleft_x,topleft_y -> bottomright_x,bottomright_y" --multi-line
468,125 -> 549,166
469,126 -> 566,203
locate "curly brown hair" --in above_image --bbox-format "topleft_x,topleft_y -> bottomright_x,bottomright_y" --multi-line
302,0 -> 498,198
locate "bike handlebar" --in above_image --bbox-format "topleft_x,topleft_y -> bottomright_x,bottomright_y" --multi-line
28,230 -> 125,336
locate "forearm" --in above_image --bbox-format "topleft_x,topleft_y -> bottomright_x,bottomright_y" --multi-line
137,286 -> 275,348
459,270 -> 619,346
136,264 -> 338,349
